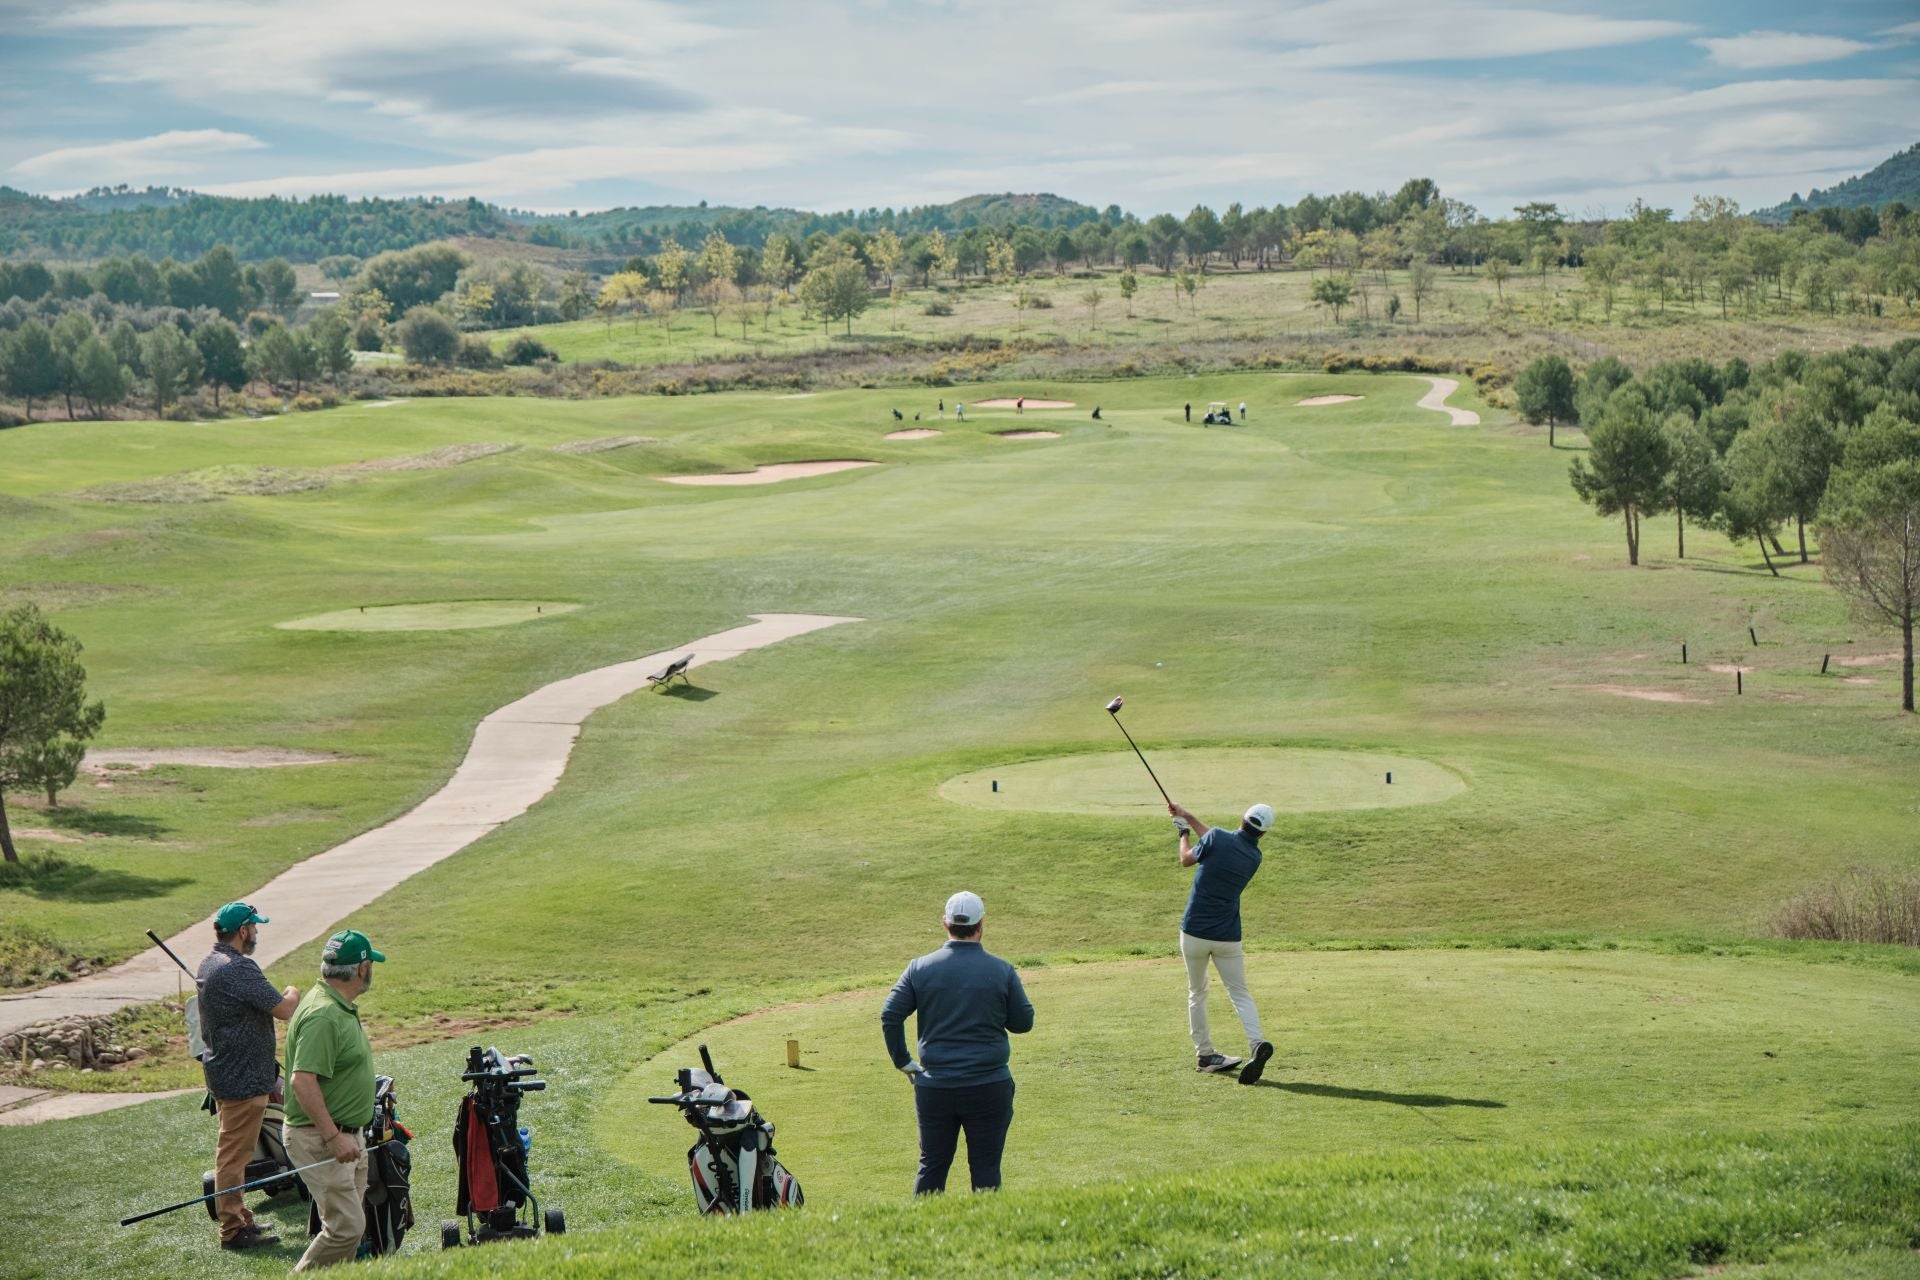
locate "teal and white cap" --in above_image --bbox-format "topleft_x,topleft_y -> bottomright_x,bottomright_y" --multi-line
944,891 -> 985,927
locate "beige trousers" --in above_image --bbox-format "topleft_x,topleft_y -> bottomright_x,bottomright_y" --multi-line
211,1093 -> 268,1243
1181,931 -> 1264,1056
284,1124 -> 366,1271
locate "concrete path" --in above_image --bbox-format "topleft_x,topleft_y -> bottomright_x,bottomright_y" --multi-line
0,613 -> 861,1038
0,1088 -> 196,1126
1415,377 -> 1480,425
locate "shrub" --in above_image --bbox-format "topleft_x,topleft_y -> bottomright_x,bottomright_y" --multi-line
290,393 -> 334,413
1772,866 -> 1920,945
923,299 -> 954,317
501,333 -> 557,366
456,335 -> 499,370
394,305 -> 459,365
1025,293 -> 1053,309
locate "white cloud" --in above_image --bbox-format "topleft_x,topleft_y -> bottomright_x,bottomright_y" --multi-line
9,127 -> 264,189
1877,20 -> 1920,38
1265,2 -> 1692,68
1695,31 -> 1875,69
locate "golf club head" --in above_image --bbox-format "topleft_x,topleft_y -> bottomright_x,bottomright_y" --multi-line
1105,696 -> 1124,714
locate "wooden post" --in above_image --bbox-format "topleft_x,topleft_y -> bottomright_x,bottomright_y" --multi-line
1681,642 -> 1688,664
1737,670 -> 1743,695
1749,627 -> 1758,647
786,1039 -> 800,1069
1386,772 -> 1393,784
1821,654 -> 1830,674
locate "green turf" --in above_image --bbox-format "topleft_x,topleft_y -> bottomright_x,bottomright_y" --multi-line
1,369 -> 1915,1279
938,746 -> 1466,816
276,600 -> 582,631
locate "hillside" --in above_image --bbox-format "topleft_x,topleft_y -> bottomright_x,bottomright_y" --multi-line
1757,142 -> 1920,220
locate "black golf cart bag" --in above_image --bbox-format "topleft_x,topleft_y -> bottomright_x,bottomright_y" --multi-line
198,1069 -> 307,1217
305,1074 -> 414,1257
442,1046 -> 565,1247
648,1045 -> 803,1215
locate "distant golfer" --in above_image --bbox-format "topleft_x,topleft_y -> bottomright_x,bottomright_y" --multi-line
1184,401 -> 1192,422
1239,401 -> 1247,421
938,398 -> 945,418
285,929 -> 385,1271
196,901 -> 300,1252
1015,396 -> 1025,414
956,402 -> 965,421
1167,801 -> 1275,1084
881,891 -> 1034,1195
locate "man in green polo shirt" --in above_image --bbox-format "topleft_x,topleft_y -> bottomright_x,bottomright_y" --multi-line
283,929 -> 384,1271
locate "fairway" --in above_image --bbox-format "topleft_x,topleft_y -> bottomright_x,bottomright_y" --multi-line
276,599 -> 582,630
605,950 -> 1920,1203
939,747 -> 1465,815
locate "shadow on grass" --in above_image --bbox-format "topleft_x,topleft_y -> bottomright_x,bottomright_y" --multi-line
0,854 -> 190,902
37,807 -> 173,840
659,685 -> 719,702
1255,1079 -> 1506,1109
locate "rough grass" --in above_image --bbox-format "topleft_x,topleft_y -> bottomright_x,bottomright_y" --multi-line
1774,866 -> 1920,946
0,919 -> 104,988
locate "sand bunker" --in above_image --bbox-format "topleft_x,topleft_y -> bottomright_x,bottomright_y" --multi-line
1706,664 -> 1753,675
551,436 -> 664,455
1589,685 -> 1708,704
279,600 -> 581,632
1842,676 -> 1876,685
941,747 -> 1463,816
661,461 -> 879,486
1296,394 -> 1364,406
994,430 -> 1062,440
84,748 -> 349,771
885,429 -> 942,440
974,398 -> 1075,409
1835,651 -> 1901,667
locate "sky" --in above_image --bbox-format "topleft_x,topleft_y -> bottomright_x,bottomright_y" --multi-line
1,0 -> 1917,219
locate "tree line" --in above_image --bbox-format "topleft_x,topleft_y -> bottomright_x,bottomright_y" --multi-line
1541,342 -> 1919,711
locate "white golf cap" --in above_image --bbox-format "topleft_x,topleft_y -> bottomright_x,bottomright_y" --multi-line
944,890 -> 985,926
1243,804 -> 1275,832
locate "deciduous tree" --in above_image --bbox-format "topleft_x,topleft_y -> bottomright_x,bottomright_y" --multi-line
1310,274 -> 1353,323
1818,410 -> 1920,711
0,603 -> 106,863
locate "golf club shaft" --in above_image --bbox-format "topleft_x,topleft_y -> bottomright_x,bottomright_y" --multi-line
1109,715 -> 1172,808
145,929 -> 198,985
119,1143 -> 387,1226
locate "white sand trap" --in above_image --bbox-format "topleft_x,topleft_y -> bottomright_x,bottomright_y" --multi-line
280,600 -> 580,632
974,398 -> 1075,409
1706,664 -> 1753,675
84,747 -> 348,771
661,461 -> 878,486
1835,651 -> 1901,667
885,429 -> 942,440
1296,394 -> 1364,406
994,430 -> 1062,440
363,399 -> 406,408
773,393 -> 817,399
1842,676 -> 1876,684
1590,685 -> 1707,704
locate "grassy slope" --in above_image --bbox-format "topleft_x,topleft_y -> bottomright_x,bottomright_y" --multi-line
490,263 -> 1911,373
0,375 -> 1916,1277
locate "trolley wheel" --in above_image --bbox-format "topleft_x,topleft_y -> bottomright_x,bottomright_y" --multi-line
202,1172 -> 219,1222
544,1207 -> 566,1236
440,1220 -> 462,1249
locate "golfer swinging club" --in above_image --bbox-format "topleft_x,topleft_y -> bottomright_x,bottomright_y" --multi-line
1167,800 -> 1275,1084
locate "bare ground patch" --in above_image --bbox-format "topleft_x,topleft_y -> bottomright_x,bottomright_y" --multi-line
71,444 -> 519,503
1296,394 -> 1365,406
83,748 -> 349,772
1835,651 -> 1902,667
1587,685 -> 1710,704
551,435 -> 665,455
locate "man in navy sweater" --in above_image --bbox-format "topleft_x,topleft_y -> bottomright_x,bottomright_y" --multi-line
881,891 -> 1034,1194
1168,800 -> 1276,1085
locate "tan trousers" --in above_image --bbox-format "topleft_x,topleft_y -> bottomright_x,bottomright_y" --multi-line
212,1093 -> 269,1243
1181,931 -> 1265,1056
284,1125 -> 366,1271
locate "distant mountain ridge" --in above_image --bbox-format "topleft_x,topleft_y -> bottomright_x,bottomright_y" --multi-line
1756,143 -> 1920,221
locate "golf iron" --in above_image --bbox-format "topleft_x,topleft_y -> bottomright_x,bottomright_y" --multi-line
1103,696 -> 1172,808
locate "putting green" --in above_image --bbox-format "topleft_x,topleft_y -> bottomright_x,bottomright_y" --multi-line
275,600 -> 582,632
939,747 -> 1464,816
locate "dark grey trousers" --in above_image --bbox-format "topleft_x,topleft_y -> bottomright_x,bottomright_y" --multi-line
913,1079 -> 1015,1194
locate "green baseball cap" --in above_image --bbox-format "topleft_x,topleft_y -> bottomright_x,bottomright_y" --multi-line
215,901 -> 268,932
322,929 -> 386,966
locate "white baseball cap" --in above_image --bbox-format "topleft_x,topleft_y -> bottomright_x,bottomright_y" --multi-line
1243,804 -> 1275,832
944,890 -> 985,926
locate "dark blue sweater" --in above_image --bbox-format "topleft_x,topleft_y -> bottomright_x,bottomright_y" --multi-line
881,940 -> 1034,1089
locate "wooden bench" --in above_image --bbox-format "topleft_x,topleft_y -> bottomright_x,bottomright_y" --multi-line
646,654 -> 694,690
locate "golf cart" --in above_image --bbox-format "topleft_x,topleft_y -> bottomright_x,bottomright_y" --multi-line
1201,401 -> 1234,425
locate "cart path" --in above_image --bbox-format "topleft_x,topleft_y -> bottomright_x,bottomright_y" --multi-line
0,613 -> 863,1040
1414,377 -> 1480,425
0,1088 -> 197,1126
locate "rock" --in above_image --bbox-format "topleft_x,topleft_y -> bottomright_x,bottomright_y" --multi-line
125,1047 -> 148,1060
29,1059 -> 46,1072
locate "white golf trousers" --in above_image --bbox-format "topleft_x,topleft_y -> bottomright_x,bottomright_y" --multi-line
1181,931 -> 1264,1056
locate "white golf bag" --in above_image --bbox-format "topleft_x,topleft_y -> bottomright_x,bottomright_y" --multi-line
648,1045 -> 803,1215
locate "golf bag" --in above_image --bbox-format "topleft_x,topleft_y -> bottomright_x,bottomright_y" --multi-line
648,1045 -> 803,1215
442,1046 -> 565,1247
306,1074 -> 414,1258
198,1072 -> 306,1218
